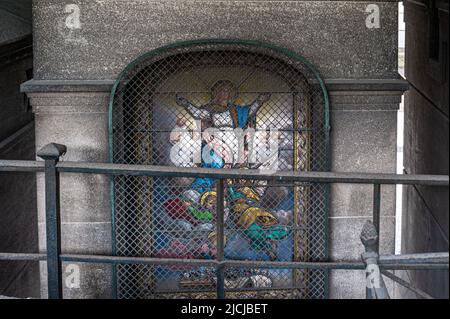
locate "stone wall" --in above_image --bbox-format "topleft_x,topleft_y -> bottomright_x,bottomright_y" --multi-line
399,0 -> 449,299
32,0 -> 399,81
25,0 -> 406,298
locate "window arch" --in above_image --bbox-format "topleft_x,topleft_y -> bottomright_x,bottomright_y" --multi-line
109,40 -> 330,299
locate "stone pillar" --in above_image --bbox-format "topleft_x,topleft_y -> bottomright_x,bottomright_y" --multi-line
25,89 -> 113,298
327,87 -> 403,298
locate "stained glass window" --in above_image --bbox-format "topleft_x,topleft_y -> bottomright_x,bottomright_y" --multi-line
110,41 -> 329,299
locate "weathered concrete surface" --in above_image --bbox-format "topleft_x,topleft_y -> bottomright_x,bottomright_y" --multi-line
32,0 -> 398,80
400,1 -> 449,299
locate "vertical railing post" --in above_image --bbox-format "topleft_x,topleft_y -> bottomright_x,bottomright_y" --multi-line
37,143 -> 67,299
216,178 -> 225,299
360,220 -> 389,299
372,184 -> 381,252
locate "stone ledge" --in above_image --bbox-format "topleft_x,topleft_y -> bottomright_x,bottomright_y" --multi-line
21,78 -> 409,93
325,78 -> 409,93
29,92 -> 110,114
21,79 -> 116,93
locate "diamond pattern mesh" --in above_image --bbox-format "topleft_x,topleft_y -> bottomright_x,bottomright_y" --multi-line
111,43 -> 329,299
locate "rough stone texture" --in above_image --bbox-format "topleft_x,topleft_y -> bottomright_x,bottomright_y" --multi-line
38,221 -> 112,254
30,92 -> 112,298
328,96 -> 398,298
0,123 -> 40,298
329,106 -> 398,217
32,0 -> 398,80
34,113 -> 109,161
36,174 -> 111,224
330,217 -> 395,261
331,184 -> 395,218
330,104 -> 397,217
401,1 -> 449,299
329,100 -> 398,220
330,108 -> 398,173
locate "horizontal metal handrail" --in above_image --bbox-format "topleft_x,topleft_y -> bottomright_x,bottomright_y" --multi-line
379,252 -> 449,265
1,252 -> 447,271
59,253 -> 449,270
1,159 -> 448,186
0,160 -> 44,172
1,147 -> 449,299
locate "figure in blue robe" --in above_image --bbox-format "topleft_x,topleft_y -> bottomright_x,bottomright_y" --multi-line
175,80 -> 271,192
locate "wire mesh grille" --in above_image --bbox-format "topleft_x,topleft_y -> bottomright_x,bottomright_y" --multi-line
111,43 -> 329,299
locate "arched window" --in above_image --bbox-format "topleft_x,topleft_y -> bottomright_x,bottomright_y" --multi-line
109,40 -> 330,299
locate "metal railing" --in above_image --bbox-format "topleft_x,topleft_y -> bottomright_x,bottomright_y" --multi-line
0,143 -> 448,299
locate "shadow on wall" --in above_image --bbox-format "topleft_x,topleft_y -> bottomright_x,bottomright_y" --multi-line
0,123 -> 40,298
